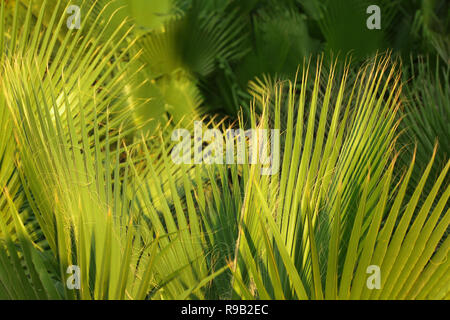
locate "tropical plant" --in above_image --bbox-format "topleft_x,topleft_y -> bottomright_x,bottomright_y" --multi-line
226,56 -> 449,300
0,0 -> 448,301
0,0 -> 221,300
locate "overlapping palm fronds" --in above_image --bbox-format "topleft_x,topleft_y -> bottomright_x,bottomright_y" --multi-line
0,0 -> 448,301
228,56 -> 449,299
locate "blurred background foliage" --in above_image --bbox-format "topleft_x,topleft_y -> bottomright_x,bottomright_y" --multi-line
20,0 -> 448,123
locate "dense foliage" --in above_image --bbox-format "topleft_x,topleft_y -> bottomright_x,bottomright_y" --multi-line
0,0 -> 448,300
